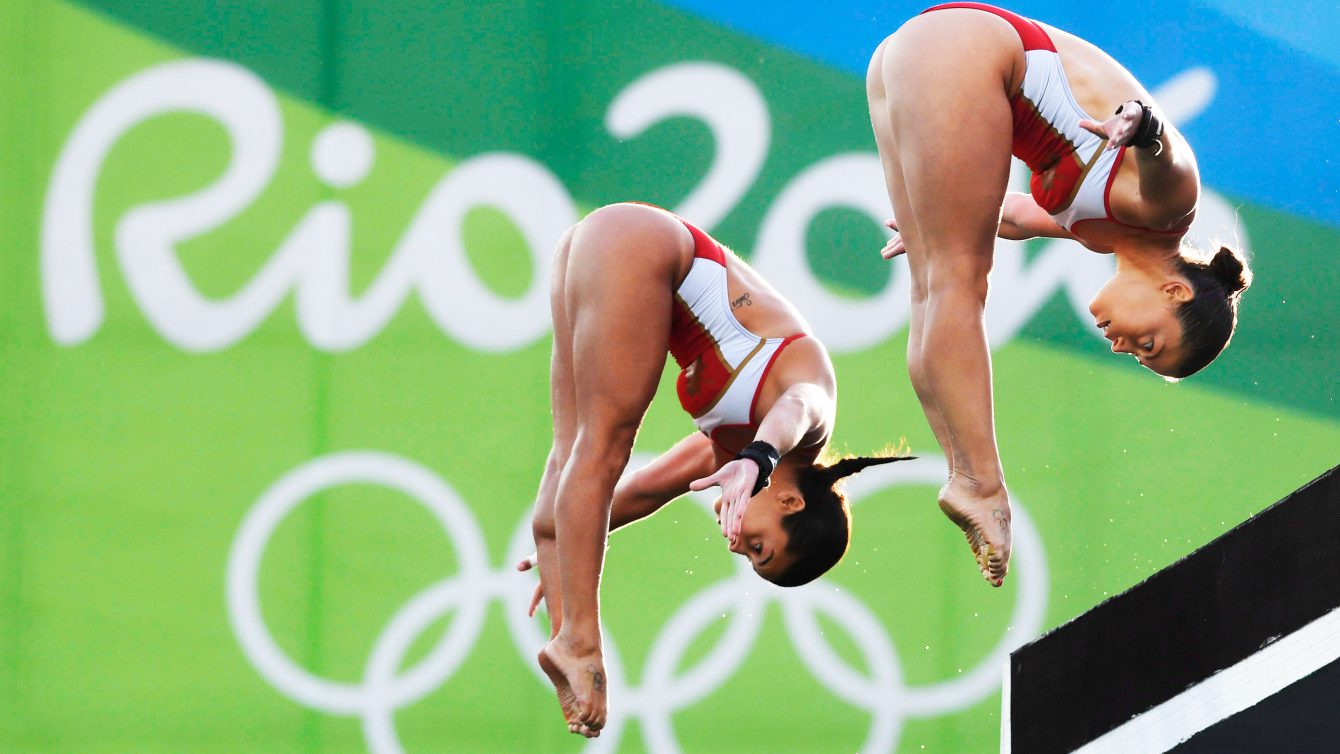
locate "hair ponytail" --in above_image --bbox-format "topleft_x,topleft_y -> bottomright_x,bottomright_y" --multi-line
768,452 -> 914,588
820,454 -> 912,486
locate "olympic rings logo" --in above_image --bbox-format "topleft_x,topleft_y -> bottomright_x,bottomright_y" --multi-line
226,451 -> 1047,753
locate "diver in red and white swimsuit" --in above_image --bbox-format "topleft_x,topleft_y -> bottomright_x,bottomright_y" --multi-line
930,3 -> 1186,236
668,216 -> 809,455
524,202 -> 907,739
867,3 -> 1251,588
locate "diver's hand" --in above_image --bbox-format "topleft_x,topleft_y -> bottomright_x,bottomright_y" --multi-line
1078,100 -> 1145,150
880,218 -> 906,260
690,458 -> 760,543
516,552 -> 543,617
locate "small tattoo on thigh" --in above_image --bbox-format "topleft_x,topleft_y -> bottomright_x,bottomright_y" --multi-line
731,292 -> 752,309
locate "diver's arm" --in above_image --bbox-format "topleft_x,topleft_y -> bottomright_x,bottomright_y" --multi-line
997,192 -> 1076,240
609,432 -> 717,531
1079,102 -> 1199,230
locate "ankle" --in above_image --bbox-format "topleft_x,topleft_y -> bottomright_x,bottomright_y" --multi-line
554,627 -> 601,656
944,473 -> 1007,503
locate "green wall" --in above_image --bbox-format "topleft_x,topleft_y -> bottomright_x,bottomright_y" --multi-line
2,1 -> 1336,752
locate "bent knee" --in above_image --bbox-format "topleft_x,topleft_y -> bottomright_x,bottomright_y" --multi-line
533,510 -> 556,541
926,260 -> 993,301
543,450 -> 568,482
906,344 -> 926,377
567,424 -> 639,479
906,345 -> 934,393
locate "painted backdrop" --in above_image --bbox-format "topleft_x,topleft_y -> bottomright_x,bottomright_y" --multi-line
2,1 -> 1336,752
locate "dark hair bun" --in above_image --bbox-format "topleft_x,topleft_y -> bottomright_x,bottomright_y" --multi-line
1210,245 -> 1252,294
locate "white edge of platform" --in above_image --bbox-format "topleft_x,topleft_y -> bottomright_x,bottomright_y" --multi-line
1073,605 -> 1340,754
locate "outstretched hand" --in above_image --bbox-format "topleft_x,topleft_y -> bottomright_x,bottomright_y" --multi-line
880,218 -> 906,260
690,458 -> 760,544
516,552 -> 543,617
1078,100 -> 1145,150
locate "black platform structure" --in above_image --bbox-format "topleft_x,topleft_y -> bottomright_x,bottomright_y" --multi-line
1003,463 -> 1340,754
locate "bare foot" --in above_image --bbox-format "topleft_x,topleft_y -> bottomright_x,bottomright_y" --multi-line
938,481 -> 1012,587
538,634 -> 608,738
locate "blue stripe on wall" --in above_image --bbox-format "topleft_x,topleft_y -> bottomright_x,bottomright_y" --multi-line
659,0 -> 1340,229
1196,0 -> 1340,74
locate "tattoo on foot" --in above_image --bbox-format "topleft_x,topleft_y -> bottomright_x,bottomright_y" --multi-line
588,665 -> 606,692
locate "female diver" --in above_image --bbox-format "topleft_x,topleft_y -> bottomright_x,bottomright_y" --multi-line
525,202 -> 903,737
866,2 -> 1251,587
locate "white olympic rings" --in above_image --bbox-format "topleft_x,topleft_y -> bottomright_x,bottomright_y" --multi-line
226,451 -> 1047,753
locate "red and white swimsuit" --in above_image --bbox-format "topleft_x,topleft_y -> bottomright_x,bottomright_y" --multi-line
667,218 -> 805,454
924,2 -> 1150,234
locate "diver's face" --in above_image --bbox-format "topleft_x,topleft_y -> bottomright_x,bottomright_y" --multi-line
713,486 -> 802,581
1088,271 -> 1191,377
